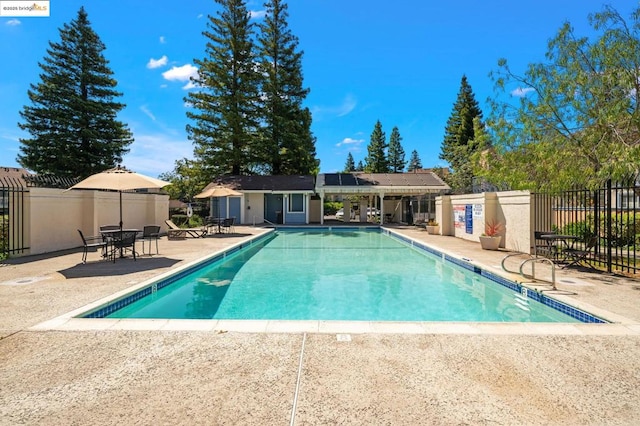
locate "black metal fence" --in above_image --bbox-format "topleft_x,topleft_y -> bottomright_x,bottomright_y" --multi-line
1,177 -> 29,258
533,177 -> 640,275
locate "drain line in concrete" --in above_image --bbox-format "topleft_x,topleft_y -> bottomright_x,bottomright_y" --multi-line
289,332 -> 307,426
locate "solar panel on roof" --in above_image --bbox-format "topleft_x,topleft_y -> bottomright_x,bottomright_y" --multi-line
339,174 -> 357,186
324,174 -> 340,186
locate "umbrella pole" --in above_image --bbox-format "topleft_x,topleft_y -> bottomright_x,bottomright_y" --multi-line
119,191 -> 123,230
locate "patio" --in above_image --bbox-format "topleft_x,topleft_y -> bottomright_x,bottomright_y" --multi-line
1,225 -> 639,424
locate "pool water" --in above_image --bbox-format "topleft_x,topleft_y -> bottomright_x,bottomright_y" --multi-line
106,229 -> 579,322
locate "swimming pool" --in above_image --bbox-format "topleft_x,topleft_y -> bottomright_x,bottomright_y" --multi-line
84,228 -> 605,323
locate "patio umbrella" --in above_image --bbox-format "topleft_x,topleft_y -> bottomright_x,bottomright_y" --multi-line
194,185 -> 241,219
67,165 -> 171,230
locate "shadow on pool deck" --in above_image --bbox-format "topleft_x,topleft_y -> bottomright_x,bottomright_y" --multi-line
57,256 -> 183,278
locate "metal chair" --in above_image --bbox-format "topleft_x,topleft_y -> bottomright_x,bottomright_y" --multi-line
110,230 -> 137,262
221,217 -> 235,234
141,225 -> 161,255
77,229 -> 108,264
563,236 -> 598,269
534,231 -> 557,258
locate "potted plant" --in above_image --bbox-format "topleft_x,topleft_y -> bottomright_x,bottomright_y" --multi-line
426,219 -> 440,235
479,220 -> 503,250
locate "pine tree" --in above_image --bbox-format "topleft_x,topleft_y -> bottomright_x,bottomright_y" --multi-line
343,152 -> 355,172
186,0 -> 261,180
407,150 -> 422,172
356,160 -> 364,172
364,120 -> 388,173
257,0 -> 318,175
18,7 -> 133,179
387,126 -> 406,172
439,75 -> 484,191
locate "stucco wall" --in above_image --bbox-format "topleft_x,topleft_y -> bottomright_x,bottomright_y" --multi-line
244,193 -> 264,225
437,190 -> 533,253
496,191 -> 532,253
26,188 -> 169,255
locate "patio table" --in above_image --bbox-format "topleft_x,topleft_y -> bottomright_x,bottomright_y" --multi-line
539,234 -> 580,263
100,228 -> 140,259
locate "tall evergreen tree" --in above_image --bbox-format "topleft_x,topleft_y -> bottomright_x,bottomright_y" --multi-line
356,160 -> 364,171
439,75 -> 485,191
257,0 -> 318,175
343,152 -> 356,172
364,120 -> 388,173
186,0 -> 261,180
387,126 -> 406,172
18,7 -> 133,179
407,150 -> 423,172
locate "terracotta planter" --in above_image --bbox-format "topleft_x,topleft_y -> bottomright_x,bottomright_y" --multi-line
479,235 -> 501,250
426,225 -> 440,235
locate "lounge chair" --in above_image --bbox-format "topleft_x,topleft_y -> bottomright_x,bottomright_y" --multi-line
165,219 -> 207,239
77,229 -> 108,264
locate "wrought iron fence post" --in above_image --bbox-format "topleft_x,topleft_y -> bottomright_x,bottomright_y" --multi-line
606,179 -> 612,273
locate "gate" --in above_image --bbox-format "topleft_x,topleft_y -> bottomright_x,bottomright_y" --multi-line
533,177 -> 640,274
1,176 -> 29,258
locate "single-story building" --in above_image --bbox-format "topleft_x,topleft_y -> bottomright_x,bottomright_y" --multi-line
199,172 -> 450,225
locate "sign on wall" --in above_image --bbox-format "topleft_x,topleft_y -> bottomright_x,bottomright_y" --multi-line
454,205 -> 465,228
465,205 -> 473,234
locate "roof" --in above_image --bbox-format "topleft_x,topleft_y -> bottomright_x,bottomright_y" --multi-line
316,172 -> 449,195
0,167 -> 31,187
210,175 -> 316,192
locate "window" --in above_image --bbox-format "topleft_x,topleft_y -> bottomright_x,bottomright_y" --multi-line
288,194 -> 304,212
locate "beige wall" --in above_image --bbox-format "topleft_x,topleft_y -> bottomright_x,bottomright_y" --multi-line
244,193 -> 264,225
437,190 -> 533,253
25,188 -> 169,255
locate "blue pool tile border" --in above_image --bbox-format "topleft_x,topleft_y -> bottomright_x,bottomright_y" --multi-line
385,229 -> 607,324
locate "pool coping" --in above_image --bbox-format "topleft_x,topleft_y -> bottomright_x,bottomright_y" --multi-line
29,226 -> 640,335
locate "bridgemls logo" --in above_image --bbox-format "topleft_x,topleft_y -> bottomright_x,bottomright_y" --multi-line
0,1 -> 50,17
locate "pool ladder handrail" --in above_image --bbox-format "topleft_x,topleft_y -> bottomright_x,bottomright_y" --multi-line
501,253 -> 556,291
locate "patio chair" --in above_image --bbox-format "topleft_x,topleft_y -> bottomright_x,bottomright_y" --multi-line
221,217 -> 236,234
77,229 -> 108,264
562,236 -> 598,269
110,230 -> 138,262
141,225 -> 161,255
165,219 -> 207,239
534,231 -> 557,258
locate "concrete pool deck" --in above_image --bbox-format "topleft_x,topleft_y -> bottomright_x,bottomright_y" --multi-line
1,225 -> 639,424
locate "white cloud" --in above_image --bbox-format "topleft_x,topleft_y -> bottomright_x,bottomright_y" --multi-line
249,10 -> 266,19
140,105 -> 156,121
197,13 -> 204,19
123,132 -> 193,178
312,94 -> 357,119
182,81 -> 197,90
6,19 -> 21,26
336,137 -> 364,148
511,87 -> 535,97
159,36 -> 166,44
147,55 -> 168,69
337,94 -> 357,116
162,64 -> 199,89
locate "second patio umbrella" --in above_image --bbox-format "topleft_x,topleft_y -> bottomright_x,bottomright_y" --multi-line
195,185 -> 241,228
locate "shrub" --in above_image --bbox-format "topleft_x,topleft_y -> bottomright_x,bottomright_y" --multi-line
323,201 -> 342,215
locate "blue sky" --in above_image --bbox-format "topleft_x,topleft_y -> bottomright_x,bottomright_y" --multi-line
0,0 -> 636,178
